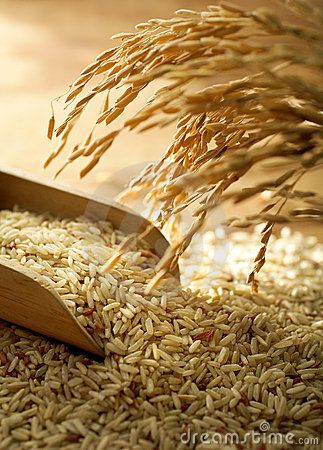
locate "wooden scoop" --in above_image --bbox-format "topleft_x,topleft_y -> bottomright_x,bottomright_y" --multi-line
0,165 -> 177,357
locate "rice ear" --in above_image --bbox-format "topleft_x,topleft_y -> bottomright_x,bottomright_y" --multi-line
47,0 -> 323,281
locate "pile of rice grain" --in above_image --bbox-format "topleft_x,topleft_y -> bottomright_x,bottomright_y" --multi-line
0,208 -> 322,450
0,208 -> 183,351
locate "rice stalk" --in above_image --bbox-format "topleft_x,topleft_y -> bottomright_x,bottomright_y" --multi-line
46,0 -> 323,287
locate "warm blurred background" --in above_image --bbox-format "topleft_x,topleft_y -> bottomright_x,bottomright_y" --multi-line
0,0 -> 322,237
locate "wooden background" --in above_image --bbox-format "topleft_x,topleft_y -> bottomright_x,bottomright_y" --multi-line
0,0 -> 322,239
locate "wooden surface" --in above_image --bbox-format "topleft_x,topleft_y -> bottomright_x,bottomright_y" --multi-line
0,165 -> 177,356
